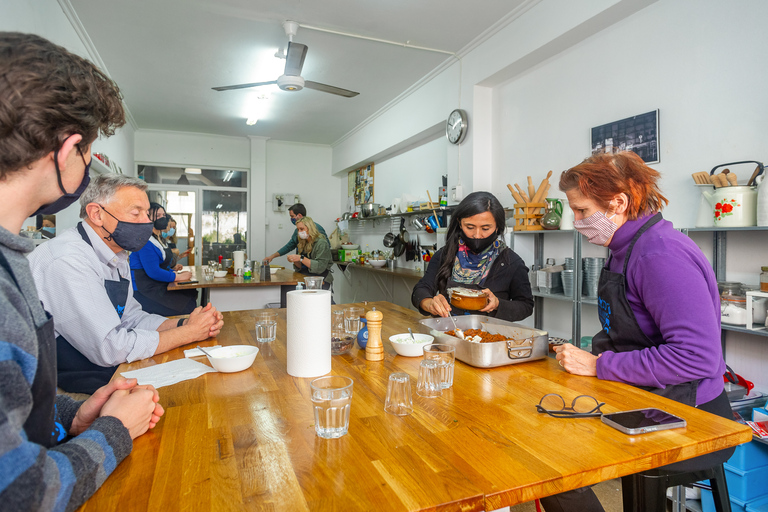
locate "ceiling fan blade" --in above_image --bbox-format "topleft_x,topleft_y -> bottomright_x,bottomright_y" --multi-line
284,42 -> 307,76
212,80 -> 277,92
304,80 -> 359,98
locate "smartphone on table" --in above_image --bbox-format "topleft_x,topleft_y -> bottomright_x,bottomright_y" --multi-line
178,280 -> 199,284
601,408 -> 686,435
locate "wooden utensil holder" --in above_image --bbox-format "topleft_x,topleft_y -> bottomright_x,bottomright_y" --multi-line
513,202 -> 546,231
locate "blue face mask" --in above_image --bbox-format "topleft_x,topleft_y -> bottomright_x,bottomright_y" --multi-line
42,227 -> 55,235
290,217 -> 297,225
162,228 -> 175,238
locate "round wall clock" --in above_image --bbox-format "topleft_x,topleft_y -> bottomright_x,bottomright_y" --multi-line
446,108 -> 468,145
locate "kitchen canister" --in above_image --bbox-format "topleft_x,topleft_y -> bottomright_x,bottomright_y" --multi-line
700,186 -> 757,227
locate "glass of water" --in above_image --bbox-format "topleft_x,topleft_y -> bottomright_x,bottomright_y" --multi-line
343,306 -> 364,335
422,344 -> 456,389
255,310 -> 278,343
310,375 -> 353,439
203,266 -> 215,281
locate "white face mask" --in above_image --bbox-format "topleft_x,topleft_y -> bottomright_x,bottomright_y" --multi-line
573,210 -> 618,246
298,231 -> 309,240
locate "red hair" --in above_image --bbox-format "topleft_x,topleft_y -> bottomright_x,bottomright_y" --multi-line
559,151 -> 668,220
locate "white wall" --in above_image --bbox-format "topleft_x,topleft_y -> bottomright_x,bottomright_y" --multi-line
4,0 -> 136,232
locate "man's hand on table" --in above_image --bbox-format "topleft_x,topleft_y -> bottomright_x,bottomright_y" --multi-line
186,303 -> 224,341
99,384 -> 164,439
70,378 -> 164,437
554,343 -> 598,376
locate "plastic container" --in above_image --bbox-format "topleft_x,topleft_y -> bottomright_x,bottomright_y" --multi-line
761,267 -> 768,292
723,462 -> 768,501
722,295 -> 749,325
746,494 -> 768,512
727,441 -> 768,471
700,488 -> 751,512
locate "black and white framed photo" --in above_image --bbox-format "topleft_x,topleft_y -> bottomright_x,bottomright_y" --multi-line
590,110 -> 659,164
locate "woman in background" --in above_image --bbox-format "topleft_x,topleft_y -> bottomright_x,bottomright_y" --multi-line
287,216 -> 333,291
129,203 -> 197,316
411,191 -> 533,322
163,215 -> 191,267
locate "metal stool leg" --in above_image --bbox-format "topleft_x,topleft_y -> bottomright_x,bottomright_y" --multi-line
709,465 -> 732,512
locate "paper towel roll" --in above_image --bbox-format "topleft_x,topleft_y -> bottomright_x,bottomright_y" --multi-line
286,290 -> 332,378
233,250 -> 245,271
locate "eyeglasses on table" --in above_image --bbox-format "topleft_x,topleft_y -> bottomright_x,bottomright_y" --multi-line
536,393 -> 605,418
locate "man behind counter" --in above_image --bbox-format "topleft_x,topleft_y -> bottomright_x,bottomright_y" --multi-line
264,203 -> 328,263
29,174 -> 224,394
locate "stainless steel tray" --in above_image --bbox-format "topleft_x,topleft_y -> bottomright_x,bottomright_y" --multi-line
418,315 -> 548,368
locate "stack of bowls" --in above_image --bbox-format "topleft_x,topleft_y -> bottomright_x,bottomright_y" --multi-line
582,257 -> 605,298
561,269 -> 574,297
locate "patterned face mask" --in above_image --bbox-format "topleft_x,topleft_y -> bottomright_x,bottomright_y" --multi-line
574,210 -> 617,246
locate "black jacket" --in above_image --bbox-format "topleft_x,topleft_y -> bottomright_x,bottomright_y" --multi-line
411,247 -> 534,322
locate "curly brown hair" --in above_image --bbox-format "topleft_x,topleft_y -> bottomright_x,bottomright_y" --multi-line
559,151 -> 668,220
0,32 -> 125,178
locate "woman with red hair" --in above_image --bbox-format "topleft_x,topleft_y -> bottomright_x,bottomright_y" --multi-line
542,152 -> 732,512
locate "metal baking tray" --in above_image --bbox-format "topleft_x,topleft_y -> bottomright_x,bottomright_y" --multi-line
418,315 -> 548,368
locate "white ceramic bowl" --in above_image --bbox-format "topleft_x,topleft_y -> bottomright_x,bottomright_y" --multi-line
369,260 -> 387,268
341,244 -> 359,250
213,270 -> 227,278
206,345 -> 259,373
389,333 -> 434,357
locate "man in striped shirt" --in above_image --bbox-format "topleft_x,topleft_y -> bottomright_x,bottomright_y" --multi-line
0,32 -> 164,510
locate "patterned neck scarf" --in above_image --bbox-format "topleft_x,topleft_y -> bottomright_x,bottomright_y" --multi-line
451,236 -> 506,286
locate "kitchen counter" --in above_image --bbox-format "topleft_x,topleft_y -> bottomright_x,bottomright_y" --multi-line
335,261 -> 425,280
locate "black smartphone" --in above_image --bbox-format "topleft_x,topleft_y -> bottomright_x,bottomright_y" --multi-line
178,280 -> 199,285
601,408 -> 686,435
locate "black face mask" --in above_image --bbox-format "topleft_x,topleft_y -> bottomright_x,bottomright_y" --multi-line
153,216 -> 169,230
462,232 -> 499,253
98,205 -> 154,252
31,148 -> 91,216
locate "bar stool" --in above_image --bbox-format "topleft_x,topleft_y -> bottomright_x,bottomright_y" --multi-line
621,464 -> 732,512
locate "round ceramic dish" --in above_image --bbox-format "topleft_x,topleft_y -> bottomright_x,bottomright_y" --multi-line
206,345 -> 259,373
449,288 -> 488,310
389,333 -> 434,357
213,270 -> 227,278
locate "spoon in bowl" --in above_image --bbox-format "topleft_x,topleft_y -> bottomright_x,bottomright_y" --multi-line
196,345 -> 215,358
448,315 -> 464,339
408,328 -> 416,341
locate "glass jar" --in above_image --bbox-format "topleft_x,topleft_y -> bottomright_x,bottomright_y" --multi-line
718,281 -> 744,297
721,294 -> 748,325
761,266 -> 768,292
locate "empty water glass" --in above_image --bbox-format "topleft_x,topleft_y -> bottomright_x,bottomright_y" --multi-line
423,344 -> 456,389
384,372 -> 413,416
203,266 -> 215,281
344,306 -> 364,335
255,310 -> 278,342
416,359 -> 442,398
304,276 -> 324,289
310,375 -> 353,439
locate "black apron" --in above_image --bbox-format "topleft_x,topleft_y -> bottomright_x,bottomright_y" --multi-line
132,237 -> 197,315
55,223 -> 125,394
592,213 -> 733,470
0,251 -> 63,447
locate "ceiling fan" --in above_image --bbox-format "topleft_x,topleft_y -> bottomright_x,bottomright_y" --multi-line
212,21 -> 359,98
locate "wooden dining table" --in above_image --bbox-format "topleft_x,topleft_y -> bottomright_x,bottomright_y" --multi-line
79,301 -> 752,512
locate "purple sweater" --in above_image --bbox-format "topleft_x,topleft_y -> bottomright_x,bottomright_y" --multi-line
595,213 -> 725,405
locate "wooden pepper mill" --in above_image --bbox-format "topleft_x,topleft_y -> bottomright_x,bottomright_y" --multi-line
365,307 -> 384,361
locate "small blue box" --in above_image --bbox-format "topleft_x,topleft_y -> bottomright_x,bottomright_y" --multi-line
724,463 -> 768,502
746,495 -> 768,512
728,441 -> 768,471
701,488 -> 750,512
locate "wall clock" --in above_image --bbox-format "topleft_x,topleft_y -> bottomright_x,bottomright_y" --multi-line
446,108 -> 468,145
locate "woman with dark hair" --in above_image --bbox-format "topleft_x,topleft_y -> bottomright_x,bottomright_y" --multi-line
411,191 -> 533,321
542,151 -> 733,512
129,202 -> 198,316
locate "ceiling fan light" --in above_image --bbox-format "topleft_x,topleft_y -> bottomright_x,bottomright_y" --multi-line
277,74 -> 304,92
246,117 -> 259,125
184,168 -> 202,174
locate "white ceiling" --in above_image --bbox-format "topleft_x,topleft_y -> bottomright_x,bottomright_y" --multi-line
69,0 -> 528,144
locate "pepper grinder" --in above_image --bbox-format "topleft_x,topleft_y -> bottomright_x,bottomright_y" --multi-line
365,307 -> 384,361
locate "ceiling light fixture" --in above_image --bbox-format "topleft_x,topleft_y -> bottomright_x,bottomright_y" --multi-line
185,167 -> 202,174
223,170 -> 234,182
216,203 -> 223,209
246,117 -> 258,125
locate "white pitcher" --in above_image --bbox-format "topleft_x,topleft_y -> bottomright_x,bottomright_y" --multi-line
700,186 -> 757,227
560,199 -> 575,230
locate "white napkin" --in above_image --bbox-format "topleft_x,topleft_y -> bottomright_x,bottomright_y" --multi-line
184,345 -> 222,358
120,358 -> 216,388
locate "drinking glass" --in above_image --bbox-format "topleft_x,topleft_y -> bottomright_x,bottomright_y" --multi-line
384,372 -> 413,416
304,276 -> 324,289
310,376 -> 353,438
343,306 -> 364,335
423,344 -> 456,389
203,266 -> 215,281
208,260 -> 218,270
416,359 -> 442,398
255,310 -> 278,342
